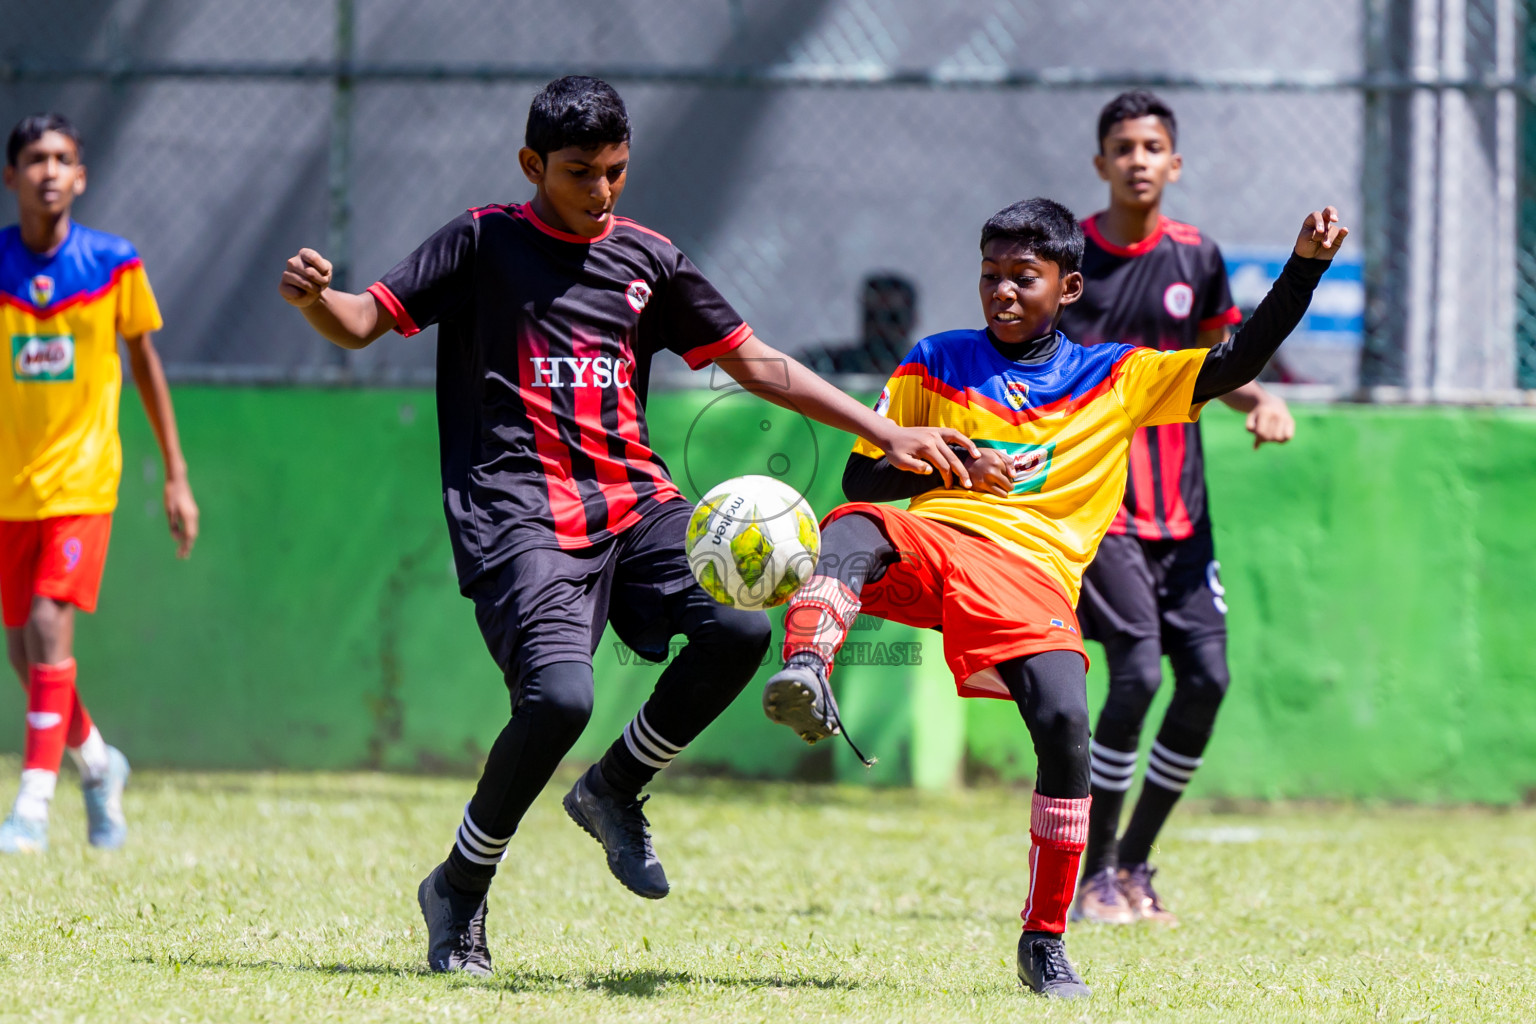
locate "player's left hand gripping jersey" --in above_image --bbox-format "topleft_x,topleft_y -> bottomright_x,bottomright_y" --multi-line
0,224 -> 162,519
853,331 -> 1208,603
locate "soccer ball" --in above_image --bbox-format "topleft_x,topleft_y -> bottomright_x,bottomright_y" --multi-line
685,475 -> 821,610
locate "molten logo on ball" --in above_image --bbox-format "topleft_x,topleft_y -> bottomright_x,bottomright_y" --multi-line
685,474 -> 820,610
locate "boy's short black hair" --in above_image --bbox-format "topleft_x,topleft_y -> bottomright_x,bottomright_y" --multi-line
1096,90 -> 1177,152
980,198 -> 1083,275
525,76 -> 631,158
7,112 -> 84,167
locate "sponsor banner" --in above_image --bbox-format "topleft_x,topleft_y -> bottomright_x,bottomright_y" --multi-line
1225,249 -> 1364,347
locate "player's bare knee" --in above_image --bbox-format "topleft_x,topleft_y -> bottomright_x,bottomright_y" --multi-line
23,597 -> 72,658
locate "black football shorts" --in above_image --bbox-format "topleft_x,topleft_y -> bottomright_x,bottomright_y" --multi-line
1077,530 -> 1227,649
466,498 -> 704,685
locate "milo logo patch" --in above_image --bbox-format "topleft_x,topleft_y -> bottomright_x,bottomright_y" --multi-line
974,438 -> 1056,495
12,335 -> 76,381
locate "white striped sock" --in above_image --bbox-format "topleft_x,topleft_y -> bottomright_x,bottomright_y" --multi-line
622,707 -> 684,771
453,804 -> 510,866
1089,741 -> 1138,793
1144,742 -> 1203,793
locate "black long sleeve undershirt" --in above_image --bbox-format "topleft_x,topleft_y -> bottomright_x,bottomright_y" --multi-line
1190,252 -> 1329,403
843,447 -> 954,502
843,253 -> 1331,503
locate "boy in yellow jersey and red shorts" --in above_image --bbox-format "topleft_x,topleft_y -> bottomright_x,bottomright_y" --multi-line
0,114 -> 198,853
762,197 -> 1347,998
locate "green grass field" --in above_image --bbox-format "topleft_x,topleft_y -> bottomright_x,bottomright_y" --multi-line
2,760 -> 1532,1023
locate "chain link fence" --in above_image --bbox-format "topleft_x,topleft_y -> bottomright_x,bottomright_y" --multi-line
1,0 -> 1531,399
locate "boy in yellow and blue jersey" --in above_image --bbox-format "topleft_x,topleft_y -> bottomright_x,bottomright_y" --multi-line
0,114 -> 199,854
762,197 -> 1347,999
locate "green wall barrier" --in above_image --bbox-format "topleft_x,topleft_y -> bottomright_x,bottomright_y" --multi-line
4,388 -> 1533,801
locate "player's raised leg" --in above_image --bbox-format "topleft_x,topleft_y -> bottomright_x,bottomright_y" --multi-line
765,511 -> 898,742
998,652 -> 1094,999
566,501 -> 772,899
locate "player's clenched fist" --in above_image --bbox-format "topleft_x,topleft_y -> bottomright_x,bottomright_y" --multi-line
279,248 -> 333,307
1293,207 -> 1349,261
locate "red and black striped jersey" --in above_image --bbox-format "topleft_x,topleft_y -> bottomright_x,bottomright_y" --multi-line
1057,213 -> 1241,541
369,203 -> 751,587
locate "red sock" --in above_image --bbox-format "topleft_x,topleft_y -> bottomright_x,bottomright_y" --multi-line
65,685 -> 94,748
1022,793 -> 1092,934
781,576 -> 861,672
23,659 -> 76,775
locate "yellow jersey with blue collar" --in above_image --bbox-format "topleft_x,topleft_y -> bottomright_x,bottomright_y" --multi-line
0,223 -> 162,519
853,329 -> 1209,603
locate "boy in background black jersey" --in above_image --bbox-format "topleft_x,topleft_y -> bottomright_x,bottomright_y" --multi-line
1058,91 -> 1296,926
279,76 -> 974,977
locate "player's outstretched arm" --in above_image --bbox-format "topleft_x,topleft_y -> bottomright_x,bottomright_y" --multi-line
714,334 -> 979,488
279,248 -> 395,350
1190,208 -> 1348,404
123,332 -> 199,558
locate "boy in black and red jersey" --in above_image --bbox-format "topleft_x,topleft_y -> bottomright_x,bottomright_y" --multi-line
278,76 -> 974,977
1058,92 -> 1297,926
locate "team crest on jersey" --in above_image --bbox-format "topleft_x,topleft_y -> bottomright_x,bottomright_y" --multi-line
28,274 -> 55,308
625,278 -> 653,314
1163,281 -> 1194,319
1004,379 -> 1030,410
11,335 -> 75,381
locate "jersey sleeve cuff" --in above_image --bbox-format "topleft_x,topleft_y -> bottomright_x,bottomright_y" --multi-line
1197,306 -> 1243,332
367,282 -> 420,337
682,323 -> 753,370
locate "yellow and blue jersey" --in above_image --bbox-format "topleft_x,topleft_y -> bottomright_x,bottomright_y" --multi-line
853,329 -> 1209,602
0,223 -> 162,519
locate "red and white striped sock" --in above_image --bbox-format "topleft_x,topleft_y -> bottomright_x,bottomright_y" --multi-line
780,576 -> 861,675
1021,792 -> 1092,934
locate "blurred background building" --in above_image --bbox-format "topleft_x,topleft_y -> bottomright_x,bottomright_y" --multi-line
2,0 -> 1531,398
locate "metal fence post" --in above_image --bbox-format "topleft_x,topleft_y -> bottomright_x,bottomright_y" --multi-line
325,0 -> 355,368
1519,0 -> 1536,387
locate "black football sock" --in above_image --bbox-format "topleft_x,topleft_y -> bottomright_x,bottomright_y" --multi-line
442,660 -> 595,895
1116,726 -> 1208,867
1081,634 -> 1163,876
597,592 -> 771,798
1083,741 -> 1137,876
1117,637 -> 1228,867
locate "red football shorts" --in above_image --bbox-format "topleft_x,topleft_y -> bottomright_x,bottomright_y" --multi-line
825,503 -> 1087,699
0,515 -> 114,628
